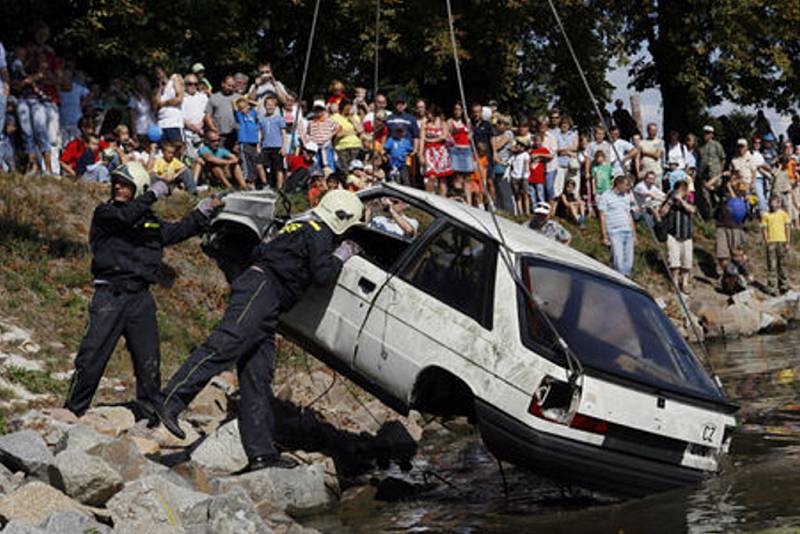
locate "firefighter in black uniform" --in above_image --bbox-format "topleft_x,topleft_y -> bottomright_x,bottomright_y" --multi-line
154,189 -> 364,472
64,162 -> 221,417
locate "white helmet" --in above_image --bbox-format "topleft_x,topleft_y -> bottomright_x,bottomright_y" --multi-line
110,162 -> 152,198
312,189 -> 364,235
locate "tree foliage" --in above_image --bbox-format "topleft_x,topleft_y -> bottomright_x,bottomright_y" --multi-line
3,0 -> 799,133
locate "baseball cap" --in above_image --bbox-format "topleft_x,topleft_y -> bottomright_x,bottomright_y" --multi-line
312,99 -> 326,109
533,202 -> 551,215
395,94 -> 407,103
702,125 -> 714,133
191,63 -> 206,73
349,159 -> 365,171
737,138 -> 748,146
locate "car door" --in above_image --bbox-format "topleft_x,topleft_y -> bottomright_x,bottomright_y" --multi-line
353,222 -> 499,404
279,192 -> 437,387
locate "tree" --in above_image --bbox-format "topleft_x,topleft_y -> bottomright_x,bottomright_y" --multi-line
607,0 -> 800,134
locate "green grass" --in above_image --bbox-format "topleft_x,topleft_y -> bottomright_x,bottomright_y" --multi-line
5,366 -> 67,397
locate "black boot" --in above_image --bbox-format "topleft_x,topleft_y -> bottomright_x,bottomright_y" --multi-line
151,401 -> 186,440
234,455 -> 299,475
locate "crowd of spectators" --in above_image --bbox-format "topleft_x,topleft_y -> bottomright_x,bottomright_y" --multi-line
0,24 -> 796,295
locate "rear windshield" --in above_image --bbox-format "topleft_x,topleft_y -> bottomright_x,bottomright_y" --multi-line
519,258 -> 724,402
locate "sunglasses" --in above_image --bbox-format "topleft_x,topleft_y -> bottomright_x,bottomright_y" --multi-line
186,82 -> 197,86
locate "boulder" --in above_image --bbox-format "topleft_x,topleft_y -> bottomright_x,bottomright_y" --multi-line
54,424 -> 112,454
190,420 -> 248,476
718,303 -> 761,338
171,461 -> 212,494
186,380 -> 228,419
106,474 -> 212,529
78,406 -> 136,437
151,419 -> 201,449
9,409 -> 78,447
0,481 -> 94,525
212,462 -> 335,516
87,435 -> 167,482
201,486 -> 270,533
0,521 -> 45,534
131,436 -> 161,457
38,511 -> 112,534
53,448 -> 124,506
0,430 -> 55,482
0,463 -> 23,495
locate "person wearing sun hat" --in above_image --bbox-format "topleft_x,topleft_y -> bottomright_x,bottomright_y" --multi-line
191,62 -> 212,93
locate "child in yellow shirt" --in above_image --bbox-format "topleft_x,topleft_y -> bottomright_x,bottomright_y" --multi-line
148,142 -> 197,195
761,195 -> 791,294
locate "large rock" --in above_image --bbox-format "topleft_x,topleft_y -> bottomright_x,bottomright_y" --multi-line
106,474 -> 211,529
0,463 -> 23,495
54,424 -> 112,454
53,448 -> 124,506
78,406 -> 136,437
38,511 -> 112,534
87,435 -> 167,482
213,463 -> 335,516
0,521 -> 45,534
201,486 -> 271,533
9,409 -> 77,447
190,420 -> 248,476
0,481 -> 94,525
0,431 -> 55,482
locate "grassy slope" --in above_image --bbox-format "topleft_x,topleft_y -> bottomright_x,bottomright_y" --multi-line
0,173 -> 796,412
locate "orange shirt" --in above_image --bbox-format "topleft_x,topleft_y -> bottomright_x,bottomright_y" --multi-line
784,159 -> 797,183
470,155 -> 488,183
308,185 -> 324,207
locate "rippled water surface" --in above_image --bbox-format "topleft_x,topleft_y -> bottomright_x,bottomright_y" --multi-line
304,330 -> 800,533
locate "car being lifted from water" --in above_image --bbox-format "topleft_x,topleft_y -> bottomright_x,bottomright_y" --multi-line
204,183 -> 737,497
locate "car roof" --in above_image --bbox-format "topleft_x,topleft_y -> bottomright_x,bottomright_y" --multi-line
372,183 -> 639,288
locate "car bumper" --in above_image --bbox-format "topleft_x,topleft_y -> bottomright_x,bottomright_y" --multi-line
475,399 -> 709,497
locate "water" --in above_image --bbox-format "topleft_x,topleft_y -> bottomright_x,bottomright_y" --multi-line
302,329 -> 800,533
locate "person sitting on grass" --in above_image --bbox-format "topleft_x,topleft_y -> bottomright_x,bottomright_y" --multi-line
555,179 -> 587,225
721,246 -> 754,295
761,195 -> 792,295
147,141 -> 197,195
193,132 -> 247,190
528,201 -> 571,245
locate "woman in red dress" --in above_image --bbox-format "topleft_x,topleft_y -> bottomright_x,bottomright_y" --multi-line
420,104 -> 452,195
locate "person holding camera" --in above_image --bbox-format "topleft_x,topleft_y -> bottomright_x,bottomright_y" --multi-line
247,62 -> 289,116
659,180 -> 696,293
367,196 -> 419,238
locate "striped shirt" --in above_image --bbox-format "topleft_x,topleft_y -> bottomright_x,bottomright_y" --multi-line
598,190 -> 633,233
308,116 -> 339,146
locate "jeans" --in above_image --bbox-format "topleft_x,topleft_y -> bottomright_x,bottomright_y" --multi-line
609,229 -> 634,276
545,170 -> 558,201
755,175 -> 769,214
528,183 -> 546,206
315,144 -> 336,171
17,98 -> 51,154
82,162 -> 110,182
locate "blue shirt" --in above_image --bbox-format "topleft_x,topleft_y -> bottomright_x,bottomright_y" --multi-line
258,114 -> 286,148
198,145 -> 233,159
386,112 -> 419,139
235,110 -> 259,144
598,190 -> 634,233
384,136 -> 414,169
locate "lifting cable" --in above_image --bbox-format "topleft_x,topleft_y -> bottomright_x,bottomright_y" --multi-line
288,0 -> 322,154
444,0 -> 584,385
543,0 -> 721,387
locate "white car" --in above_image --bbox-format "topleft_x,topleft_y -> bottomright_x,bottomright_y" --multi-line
206,184 -> 737,497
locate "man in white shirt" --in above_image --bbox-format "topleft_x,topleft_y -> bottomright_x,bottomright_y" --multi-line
247,62 -> 288,116
368,197 -> 419,238
639,123 -> 665,184
181,73 -> 209,158
609,126 -> 636,177
633,170 -> 666,227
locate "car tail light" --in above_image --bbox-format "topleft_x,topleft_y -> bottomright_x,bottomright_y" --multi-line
528,397 -> 608,435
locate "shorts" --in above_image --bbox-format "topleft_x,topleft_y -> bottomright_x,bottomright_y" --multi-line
715,227 -> 744,260
260,147 -> 284,178
511,179 -> 527,197
450,146 -> 474,173
161,127 -> 183,144
667,235 -> 693,269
